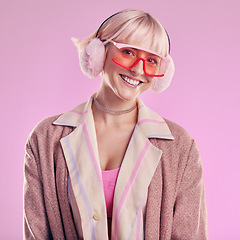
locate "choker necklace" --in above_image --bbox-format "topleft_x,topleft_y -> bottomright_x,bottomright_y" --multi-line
93,97 -> 136,115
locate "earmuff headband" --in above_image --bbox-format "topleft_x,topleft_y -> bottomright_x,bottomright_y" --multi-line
95,11 -> 124,38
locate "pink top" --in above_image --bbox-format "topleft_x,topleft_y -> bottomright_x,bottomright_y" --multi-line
102,168 -> 120,218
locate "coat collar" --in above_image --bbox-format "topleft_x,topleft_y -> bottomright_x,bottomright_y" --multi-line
53,95 -> 174,140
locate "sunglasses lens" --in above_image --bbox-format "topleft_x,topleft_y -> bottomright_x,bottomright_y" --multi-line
112,46 -> 162,76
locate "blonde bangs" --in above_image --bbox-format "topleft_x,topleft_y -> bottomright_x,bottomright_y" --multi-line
99,10 -> 169,56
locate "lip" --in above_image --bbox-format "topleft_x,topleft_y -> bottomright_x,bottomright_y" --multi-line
120,74 -> 143,88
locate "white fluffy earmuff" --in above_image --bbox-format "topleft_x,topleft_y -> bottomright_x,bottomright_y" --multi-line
72,38 -> 106,78
150,55 -> 175,92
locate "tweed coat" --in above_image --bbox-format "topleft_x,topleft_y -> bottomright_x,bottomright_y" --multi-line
23,98 -> 208,239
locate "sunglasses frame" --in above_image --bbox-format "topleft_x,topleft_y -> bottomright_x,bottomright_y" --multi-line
109,40 -> 170,77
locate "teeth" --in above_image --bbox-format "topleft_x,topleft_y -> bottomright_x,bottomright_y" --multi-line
121,75 -> 140,86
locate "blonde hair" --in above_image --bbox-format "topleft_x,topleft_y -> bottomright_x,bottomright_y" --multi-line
72,9 -> 170,57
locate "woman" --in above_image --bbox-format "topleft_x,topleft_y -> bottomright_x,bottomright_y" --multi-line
23,9 -> 208,239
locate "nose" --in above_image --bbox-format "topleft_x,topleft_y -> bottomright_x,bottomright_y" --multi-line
130,59 -> 144,76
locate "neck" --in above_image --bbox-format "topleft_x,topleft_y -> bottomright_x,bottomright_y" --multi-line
92,92 -> 138,125
95,86 -> 137,111
93,97 -> 137,115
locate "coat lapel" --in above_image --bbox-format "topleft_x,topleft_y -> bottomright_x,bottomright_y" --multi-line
111,125 -> 163,239
54,96 -> 108,239
111,99 -> 174,240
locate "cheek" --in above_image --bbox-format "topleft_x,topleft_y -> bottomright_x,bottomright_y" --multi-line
146,76 -> 154,85
145,78 -> 155,91
103,51 -> 116,73
103,46 -> 115,64
140,78 -> 154,93
159,60 -> 169,75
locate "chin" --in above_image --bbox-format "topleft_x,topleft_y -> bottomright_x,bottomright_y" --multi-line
114,88 -> 140,102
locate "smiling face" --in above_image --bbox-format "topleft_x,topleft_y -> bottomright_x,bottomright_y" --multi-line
94,10 -> 170,103
101,40 -> 156,102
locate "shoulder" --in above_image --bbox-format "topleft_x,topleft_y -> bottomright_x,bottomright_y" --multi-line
150,118 -> 201,183
151,117 -> 197,155
27,114 -> 72,148
29,114 -> 61,137
164,118 -> 193,143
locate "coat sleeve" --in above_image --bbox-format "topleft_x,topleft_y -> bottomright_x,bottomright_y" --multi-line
172,140 -> 208,240
23,139 -> 53,239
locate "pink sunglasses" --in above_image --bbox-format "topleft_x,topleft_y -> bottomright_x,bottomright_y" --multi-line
109,40 -> 170,77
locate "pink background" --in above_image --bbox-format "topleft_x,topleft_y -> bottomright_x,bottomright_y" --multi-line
1,0 -> 239,239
